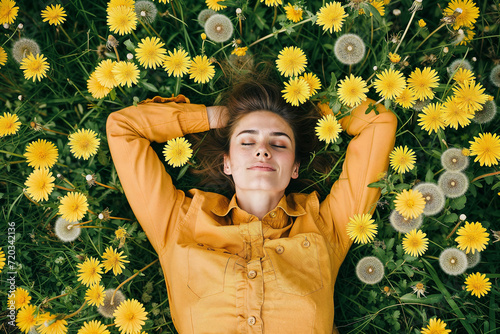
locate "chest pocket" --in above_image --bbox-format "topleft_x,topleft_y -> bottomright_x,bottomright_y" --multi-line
264,233 -> 325,296
187,245 -> 232,298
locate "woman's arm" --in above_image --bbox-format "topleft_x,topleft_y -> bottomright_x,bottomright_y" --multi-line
106,95 -> 210,252
319,99 -> 397,259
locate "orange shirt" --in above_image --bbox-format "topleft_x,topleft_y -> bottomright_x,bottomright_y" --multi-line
106,95 -> 397,334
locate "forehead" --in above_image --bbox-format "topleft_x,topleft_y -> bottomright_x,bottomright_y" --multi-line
232,111 -> 294,140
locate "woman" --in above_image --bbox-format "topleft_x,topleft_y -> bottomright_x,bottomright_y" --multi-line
106,79 -> 397,333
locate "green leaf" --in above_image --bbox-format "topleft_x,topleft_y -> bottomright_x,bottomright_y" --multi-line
123,39 -> 136,52
425,169 -> 434,182
140,81 -> 159,92
176,164 -> 190,180
443,213 -> 458,223
450,195 -> 466,210
403,265 -> 414,277
400,293 -> 443,304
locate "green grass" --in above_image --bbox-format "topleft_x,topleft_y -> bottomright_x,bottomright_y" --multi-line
1,0 -> 499,333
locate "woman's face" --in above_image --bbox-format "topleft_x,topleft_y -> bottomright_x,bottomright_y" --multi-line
223,111 -> 299,195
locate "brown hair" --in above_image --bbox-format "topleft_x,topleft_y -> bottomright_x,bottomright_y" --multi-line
189,74 -> 333,197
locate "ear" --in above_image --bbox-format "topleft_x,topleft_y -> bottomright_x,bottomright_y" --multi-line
291,162 -> 300,179
223,154 -> 232,175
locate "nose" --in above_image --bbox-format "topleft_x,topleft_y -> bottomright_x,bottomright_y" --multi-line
255,144 -> 271,158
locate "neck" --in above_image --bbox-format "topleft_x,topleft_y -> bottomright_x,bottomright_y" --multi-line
234,189 -> 284,220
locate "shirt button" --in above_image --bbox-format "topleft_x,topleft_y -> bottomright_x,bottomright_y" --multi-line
275,245 -> 284,254
247,270 -> 257,279
303,240 -> 310,248
197,243 -> 203,247
269,211 -> 276,218
247,316 -> 256,326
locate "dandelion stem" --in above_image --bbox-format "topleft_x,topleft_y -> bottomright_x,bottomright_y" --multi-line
394,10 -> 416,54
59,26 -> 78,48
60,177 -> 76,189
272,7 -> 277,28
77,226 -> 114,230
239,17 -> 242,36
54,184 -> 76,192
248,17 -> 314,48
416,23 -> 446,50
471,171 -> 500,183
446,220 -> 462,239
66,78 -> 94,104
71,220 -> 93,227
109,216 -> 133,221
43,284 -> 82,304
113,45 -> 121,61
0,150 -> 25,158
95,181 -> 118,191
63,301 -> 87,319
23,191 -> 41,206
111,259 -> 159,305
30,122 -> 69,136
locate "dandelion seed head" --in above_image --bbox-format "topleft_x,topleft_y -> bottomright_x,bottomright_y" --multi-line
465,249 -> 481,268
413,182 -> 445,216
447,59 -> 473,77
472,100 -> 497,124
389,210 -> 423,233
441,147 -> 469,171
356,256 -> 385,285
438,171 -> 469,198
54,217 -> 81,242
204,14 -> 233,43
334,33 -> 366,65
197,8 -> 216,27
12,38 -> 40,63
98,289 -> 126,318
439,247 -> 468,275
135,1 -> 157,23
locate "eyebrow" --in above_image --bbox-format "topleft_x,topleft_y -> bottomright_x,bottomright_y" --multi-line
236,129 -> 292,141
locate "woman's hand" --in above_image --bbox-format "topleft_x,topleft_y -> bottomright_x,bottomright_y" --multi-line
207,106 -> 229,129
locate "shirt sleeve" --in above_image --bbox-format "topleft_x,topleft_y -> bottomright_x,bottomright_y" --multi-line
106,95 -> 210,252
319,99 -> 397,260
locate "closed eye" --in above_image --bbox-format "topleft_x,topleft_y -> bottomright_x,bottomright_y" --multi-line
241,143 -> 254,146
272,145 -> 286,148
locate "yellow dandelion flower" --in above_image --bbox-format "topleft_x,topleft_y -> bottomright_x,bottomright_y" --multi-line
0,112 -> 21,137
443,0 -> 479,30
163,137 -> 193,167
41,4 -> 66,26
163,48 -> 191,77
465,272 -> 491,298
469,132 -> 500,167
68,128 -> 100,160
402,229 -> 428,257
102,246 -> 129,275
8,287 -> 31,310
58,192 -> 88,222
388,52 -> 400,63
407,67 -> 439,101
260,0 -> 282,6
455,221 -> 489,254
418,103 -> 446,134
389,146 -> 416,174
95,59 -> 118,89
337,74 -> 368,107
394,189 -> 425,219
369,0 -> 385,16
77,256 -> 103,287
373,68 -> 406,100
16,304 -> 37,334
300,73 -> 321,97
77,320 -> 110,334
113,299 -> 148,334
24,168 -> 55,202
115,226 -> 127,239
107,0 -> 135,10
112,61 -> 140,87
107,5 -> 137,35
87,72 -> 111,99
346,214 -> 377,244
0,248 -> 5,273
395,88 -> 417,109
316,2 -> 348,33
442,96 -> 474,129
421,318 -> 451,334
36,312 -> 67,334
0,0 -> 18,25
452,67 -> 474,83
452,80 -> 488,113
20,53 -> 49,82
0,46 -> 7,67
201,32 -> 207,40
24,139 -> 58,169
276,46 -> 307,78
136,36 -> 167,69
418,19 -> 426,27
231,46 -> 248,57
85,284 -> 106,307
315,114 -> 342,144
282,77 -> 310,106
457,29 -> 475,45
284,3 -> 303,22
206,0 -> 226,11
188,55 -> 215,84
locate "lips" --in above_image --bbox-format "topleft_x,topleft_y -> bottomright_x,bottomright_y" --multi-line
248,163 -> 276,171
